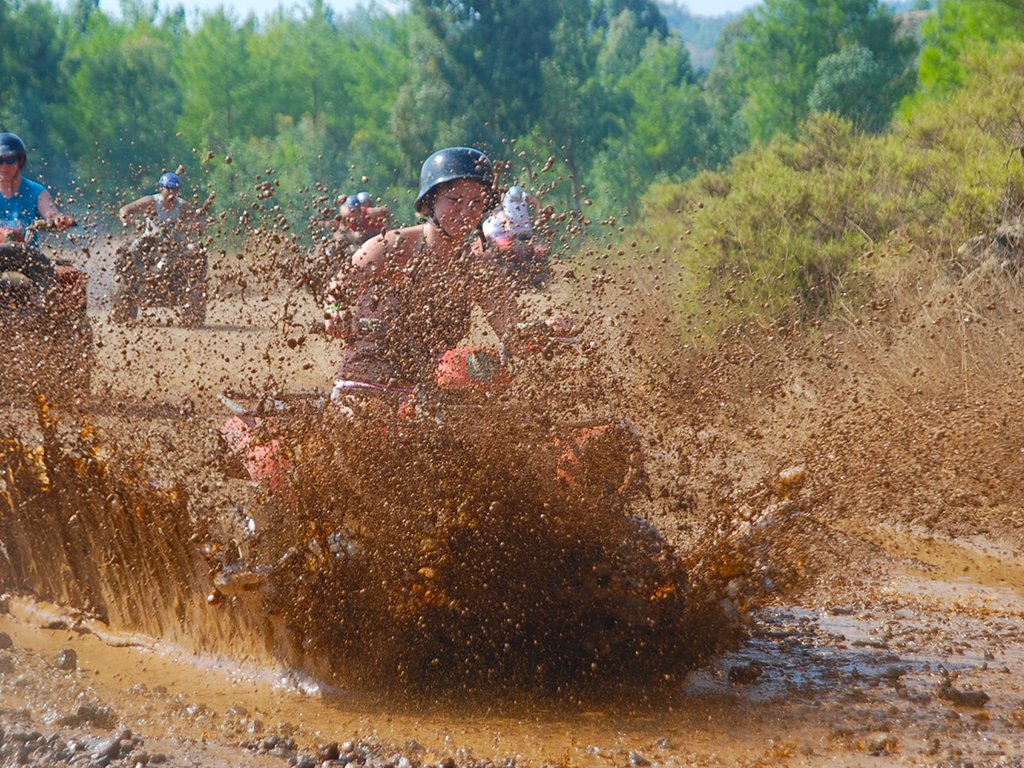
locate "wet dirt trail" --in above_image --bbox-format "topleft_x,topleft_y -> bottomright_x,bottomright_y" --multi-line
3,246 -> 1024,767
3,525 -> 1022,767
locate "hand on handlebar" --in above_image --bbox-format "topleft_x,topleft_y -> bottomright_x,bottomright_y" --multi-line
323,303 -> 348,338
31,216 -> 76,232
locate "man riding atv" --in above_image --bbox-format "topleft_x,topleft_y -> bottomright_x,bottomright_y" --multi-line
0,132 -> 76,273
112,171 -> 209,326
0,131 -> 92,397
482,185 -> 551,289
322,149 -> 553,409
224,148 -> 644,487
303,191 -> 393,303
336,191 -> 392,247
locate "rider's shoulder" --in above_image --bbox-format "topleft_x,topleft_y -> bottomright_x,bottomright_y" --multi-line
379,225 -> 423,253
15,178 -> 46,200
352,225 -> 422,271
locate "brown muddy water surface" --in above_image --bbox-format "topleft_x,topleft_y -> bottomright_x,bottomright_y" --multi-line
3,244 -> 1024,767
3,525 -> 1023,767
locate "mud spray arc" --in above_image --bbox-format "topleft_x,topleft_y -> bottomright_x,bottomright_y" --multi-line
5,145 -> 1024,766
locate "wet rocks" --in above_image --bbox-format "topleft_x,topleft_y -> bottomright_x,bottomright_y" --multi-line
0,631 -> 12,650
936,676 -> 990,708
53,648 -> 77,671
728,661 -> 764,684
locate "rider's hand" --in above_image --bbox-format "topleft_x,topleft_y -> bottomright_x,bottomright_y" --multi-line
51,214 -> 76,231
323,303 -> 348,338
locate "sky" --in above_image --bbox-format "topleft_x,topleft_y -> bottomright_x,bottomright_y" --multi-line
95,0 -> 761,21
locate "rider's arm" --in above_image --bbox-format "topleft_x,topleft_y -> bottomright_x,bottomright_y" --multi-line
322,228 -> 396,337
119,196 -> 156,226
368,206 -> 392,231
36,189 -> 75,230
475,267 -> 525,340
475,264 -> 575,355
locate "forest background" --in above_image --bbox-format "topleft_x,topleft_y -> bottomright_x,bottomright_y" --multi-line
0,0 -> 1017,262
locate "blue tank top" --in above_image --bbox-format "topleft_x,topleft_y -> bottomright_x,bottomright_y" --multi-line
0,178 -> 45,240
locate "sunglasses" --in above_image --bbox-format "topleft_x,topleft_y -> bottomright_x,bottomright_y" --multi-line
0,155 -> 19,166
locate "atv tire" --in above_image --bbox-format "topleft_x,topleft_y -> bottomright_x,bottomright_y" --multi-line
179,256 -> 208,327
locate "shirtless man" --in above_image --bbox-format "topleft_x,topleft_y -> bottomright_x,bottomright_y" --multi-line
323,148 -> 561,406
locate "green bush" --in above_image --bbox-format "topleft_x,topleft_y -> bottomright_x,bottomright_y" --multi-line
625,42 -> 1024,340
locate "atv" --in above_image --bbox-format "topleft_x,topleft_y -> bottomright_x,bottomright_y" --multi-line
0,222 -> 93,399
110,231 -> 207,327
209,335 -> 688,692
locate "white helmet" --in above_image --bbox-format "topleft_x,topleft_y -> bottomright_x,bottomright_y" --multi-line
506,185 -> 525,203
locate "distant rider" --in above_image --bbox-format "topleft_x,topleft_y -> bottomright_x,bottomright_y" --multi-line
0,131 -> 75,293
482,185 -> 539,245
119,172 -> 204,238
334,191 -> 392,247
482,185 -> 550,288
113,171 -> 208,324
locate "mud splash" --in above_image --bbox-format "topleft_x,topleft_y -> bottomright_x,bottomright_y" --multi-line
0,341 -> 819,702
0,399 -> 268,660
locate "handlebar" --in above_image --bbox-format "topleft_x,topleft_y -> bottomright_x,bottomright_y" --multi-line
28,217 -> 76,232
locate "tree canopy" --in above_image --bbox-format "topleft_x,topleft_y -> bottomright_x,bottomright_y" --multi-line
0,0 -> 924,232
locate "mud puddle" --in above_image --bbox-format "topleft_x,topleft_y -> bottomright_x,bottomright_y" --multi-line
3,526 -> 1023,766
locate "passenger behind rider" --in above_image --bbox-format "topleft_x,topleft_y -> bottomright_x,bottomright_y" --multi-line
322,147 -> 566,409
333,191 -> 392,247
0,131 -> 76,292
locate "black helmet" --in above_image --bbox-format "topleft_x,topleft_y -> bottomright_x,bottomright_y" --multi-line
414,146 -> 494,216
0,132 -> 27,169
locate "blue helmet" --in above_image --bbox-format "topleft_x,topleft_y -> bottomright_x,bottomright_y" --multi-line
159,172 -> 181,189
345,194 -> 361,209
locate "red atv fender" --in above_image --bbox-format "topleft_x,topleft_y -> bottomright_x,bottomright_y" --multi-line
435,346 -> 508,390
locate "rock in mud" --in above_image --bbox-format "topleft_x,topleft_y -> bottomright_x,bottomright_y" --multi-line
58,703 -> 116,728
864,732 -> 898,755
0,631 -> 12,650
53,648 -> 77,671
774,465 -> 806,498
318,742 -> 341,760
937,677 -> 990,708
728,661 -> 764,684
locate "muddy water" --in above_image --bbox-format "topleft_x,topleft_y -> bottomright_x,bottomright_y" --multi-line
4,239 -> 1024,766
3,526 -> 1023,766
